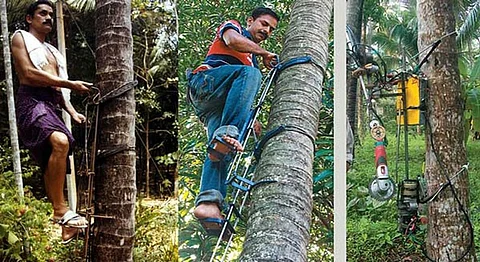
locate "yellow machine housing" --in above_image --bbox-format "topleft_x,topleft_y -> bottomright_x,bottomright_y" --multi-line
396,76 -> 421,125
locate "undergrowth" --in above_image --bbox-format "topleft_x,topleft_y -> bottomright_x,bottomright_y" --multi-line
347,131 -> 480,261
0,139 -> 177,261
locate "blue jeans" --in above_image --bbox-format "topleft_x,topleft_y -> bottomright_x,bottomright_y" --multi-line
187,65 -> 262,208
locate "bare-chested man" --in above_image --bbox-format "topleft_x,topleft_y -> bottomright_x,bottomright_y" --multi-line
11,0 -> 91,244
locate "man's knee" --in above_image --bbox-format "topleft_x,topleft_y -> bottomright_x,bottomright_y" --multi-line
242,66 -> 262,80
49,132 -> 70,155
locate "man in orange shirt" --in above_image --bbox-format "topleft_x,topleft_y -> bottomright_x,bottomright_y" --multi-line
187,7 -> 279,233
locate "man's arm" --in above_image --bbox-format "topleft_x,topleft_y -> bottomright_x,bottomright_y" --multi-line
222,29 -> 277,69
11,33 -> 90,93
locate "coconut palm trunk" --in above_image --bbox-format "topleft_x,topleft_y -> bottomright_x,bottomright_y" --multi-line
238,0 -> 333,260
417,0 -> 476,260
93,0 -> 136,260
1,0 -> 24,201
346,0 -> 364,135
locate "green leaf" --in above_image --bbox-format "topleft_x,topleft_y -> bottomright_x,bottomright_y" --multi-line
0,224 -> 7,238
469,58 -> 480,80
314,169 -> 333,183
466,88 -> 480,130
315,149 -> 333,158
7,232 -> 19,245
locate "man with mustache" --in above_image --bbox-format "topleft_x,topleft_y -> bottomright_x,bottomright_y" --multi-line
11,0 -> 91,244
187,7 -> 279,234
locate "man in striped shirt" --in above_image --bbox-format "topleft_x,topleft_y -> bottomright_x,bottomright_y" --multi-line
187,7 -> 279,232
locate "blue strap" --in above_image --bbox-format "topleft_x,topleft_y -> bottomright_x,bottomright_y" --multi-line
276,55 -> 312,72
253,125 -> 287,159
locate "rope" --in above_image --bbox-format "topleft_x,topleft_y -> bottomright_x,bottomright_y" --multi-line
64,3 -> 96,59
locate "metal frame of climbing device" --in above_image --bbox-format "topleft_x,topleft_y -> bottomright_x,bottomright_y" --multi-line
208,56 -> 314,262
207,65 -> 279,262
78,81 -> 137,260
80,86 -> 101,260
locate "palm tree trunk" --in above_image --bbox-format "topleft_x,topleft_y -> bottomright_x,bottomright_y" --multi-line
346,0 -> 364,135
93,0 -> 136,260
418,0 -> 476,260
1,0 -> 23,201
239,0 -> 332,260
146,112 -> 150,198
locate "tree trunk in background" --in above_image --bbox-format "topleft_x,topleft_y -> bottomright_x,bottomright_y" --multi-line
346,0 -> 364,136
146,111 -> 150,198
93,0 -> 136,260
418,0 -> 476,260
1,0 -> 24,201
239,0 -> 332,260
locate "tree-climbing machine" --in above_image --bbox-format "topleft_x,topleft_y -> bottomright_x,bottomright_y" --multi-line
200,56 -> 319,262
347,27 -> 473,261
74,81 -> 137,261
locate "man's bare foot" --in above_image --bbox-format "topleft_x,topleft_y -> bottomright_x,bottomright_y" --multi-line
194,202 -> 223,220
208,135 -> 244,162
221,135 -> 244,152
52,206 -> 70,221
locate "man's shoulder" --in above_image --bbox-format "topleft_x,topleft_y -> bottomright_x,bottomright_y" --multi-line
12,30 -> 26,42
12,30 -> 38,47
218,20 -> 243,31
12,29 -> 30,39
11,30 -> 27,48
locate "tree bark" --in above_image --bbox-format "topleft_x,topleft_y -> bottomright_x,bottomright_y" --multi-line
346,0 -> 364,135
146,111 -> 150,198
239,0 -> 332,261
1,0 -> 24,201
93,0 -> 136,261
418,0 -> 476,260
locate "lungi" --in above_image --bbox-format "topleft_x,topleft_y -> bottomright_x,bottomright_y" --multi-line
16,85 -> 74,171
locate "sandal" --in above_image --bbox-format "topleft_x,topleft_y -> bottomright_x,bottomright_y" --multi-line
61,227 -> 85,244
198,217 -> 235,241
53,210 -> 88,229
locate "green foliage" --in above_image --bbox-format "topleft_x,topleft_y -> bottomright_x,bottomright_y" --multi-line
130,0 -> 178,197
347,218 -> 424,262
369,2 -> 418,70
308,136 -> 334,261
363,0 -> 386,26
0,157 -> 81,261
133,198 -> 178,261
457,0 -> 480,49
466,87 -> 480,131
348,130 -> 480,260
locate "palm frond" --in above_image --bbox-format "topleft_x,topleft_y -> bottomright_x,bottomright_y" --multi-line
457,0 -> 480,48
66,0 -> 95,11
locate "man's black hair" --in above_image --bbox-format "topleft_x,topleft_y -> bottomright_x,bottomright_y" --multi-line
26,0 -> 53,18
251,7 -> 279,22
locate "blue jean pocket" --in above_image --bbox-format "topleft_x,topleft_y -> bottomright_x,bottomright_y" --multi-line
189,72 -> 215,102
